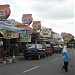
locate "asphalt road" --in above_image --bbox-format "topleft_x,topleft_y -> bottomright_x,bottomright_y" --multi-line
0,48 -> 74,75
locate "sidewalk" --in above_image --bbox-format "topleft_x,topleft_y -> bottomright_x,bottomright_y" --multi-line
0,53 -> 24,65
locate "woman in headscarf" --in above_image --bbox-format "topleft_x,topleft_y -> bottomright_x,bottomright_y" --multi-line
61,45 -> 70,72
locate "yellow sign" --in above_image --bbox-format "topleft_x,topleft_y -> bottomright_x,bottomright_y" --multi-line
23,36 -> 29,41
0,29 -> 6,38
7,33 -> 19,38
0,29 -> 19,39
21,35 -> 31,42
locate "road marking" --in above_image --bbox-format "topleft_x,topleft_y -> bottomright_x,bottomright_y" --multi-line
53,58 -> 60,61
22,66 -> 39,73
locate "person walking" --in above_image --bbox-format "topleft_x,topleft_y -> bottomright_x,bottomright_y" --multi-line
61,45 -> 70,72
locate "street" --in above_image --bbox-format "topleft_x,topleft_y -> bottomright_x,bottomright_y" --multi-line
0,48 -> 74,75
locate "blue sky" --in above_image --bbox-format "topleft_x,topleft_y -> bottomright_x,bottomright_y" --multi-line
0,0 -> 74,36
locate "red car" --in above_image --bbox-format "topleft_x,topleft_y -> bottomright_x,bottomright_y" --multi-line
45,44 -> 53,56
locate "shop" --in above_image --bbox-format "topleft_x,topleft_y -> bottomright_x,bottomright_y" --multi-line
0,33 -> 4,58
16,23 -> 34,53
0,22 -> 23,57
0,4 -> 24,58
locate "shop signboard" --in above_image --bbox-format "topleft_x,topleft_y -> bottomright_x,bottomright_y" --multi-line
32,21 -> 41,30
0,29 -> 6,38
40,28 -> 51,37
0,4 -> 10,20
53,33 -> 61,39
7,33 -> 19,39
21,35 -> 31,42
20,30 -> 31,42
6,30 -> 19,39
22,14 -> 33,25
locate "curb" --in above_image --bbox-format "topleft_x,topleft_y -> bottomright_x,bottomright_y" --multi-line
0,58 -> 16,65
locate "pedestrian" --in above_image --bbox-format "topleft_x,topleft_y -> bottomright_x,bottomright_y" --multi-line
61,45 -> 70,72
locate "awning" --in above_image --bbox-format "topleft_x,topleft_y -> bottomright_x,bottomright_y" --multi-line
0,21 -> 24,32
0,24 -> 24,32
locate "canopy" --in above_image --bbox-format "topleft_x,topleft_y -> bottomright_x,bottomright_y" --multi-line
0,21 -> 24,32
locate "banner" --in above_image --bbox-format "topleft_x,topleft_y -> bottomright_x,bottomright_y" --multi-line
22,14 -> 33,25
32,21 -> 41,30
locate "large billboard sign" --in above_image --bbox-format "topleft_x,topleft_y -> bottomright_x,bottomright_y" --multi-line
22,14 -> 33,25
0,4 -> 11,20
32,21 -> 41,30
40,28 -> 52,37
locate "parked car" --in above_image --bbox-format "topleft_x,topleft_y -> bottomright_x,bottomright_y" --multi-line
45,44 -> 53,56
59,45 -> 63,51
23,44 -> 46,59
53,45 -> 62,53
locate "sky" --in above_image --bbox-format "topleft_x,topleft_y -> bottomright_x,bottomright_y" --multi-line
0,0 -> 74,36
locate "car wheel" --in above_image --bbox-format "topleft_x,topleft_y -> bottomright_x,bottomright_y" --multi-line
44,54 -> 46,58
37,54 -> 41,60
50,53 -> 52,56
60,51 -> 61,53
24,57 -> 28,60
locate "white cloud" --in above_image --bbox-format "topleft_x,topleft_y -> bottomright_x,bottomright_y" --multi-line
0,0 -> 74,36
13,0 -> 74,19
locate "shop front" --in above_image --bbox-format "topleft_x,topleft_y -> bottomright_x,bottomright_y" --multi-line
0,4 -> 24,60
0,32 -> 4,58
0,26 -> 22,58
5,30 -> 20,56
